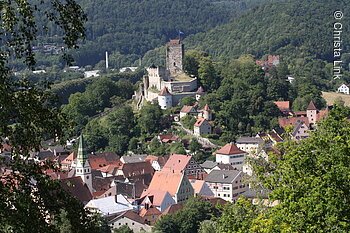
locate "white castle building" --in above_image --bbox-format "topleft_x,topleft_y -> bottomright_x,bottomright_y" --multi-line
141,39 -> 203,109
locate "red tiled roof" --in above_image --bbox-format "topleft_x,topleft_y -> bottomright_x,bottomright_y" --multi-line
274,101 -> 290,111
180,105 -> 195,113
120,161 -> 154,178
159,134 -> 179,143
161,203 -> 184,215
317,109 -> 328,121
294,111 -> 307,117
216,143 -> 245,155
159,87 -> 171,96
278,117 -> 309,128
194,118 -> 208,127
146,170 -> 184,196
163,154 -> 192,172
60,177 -> 92,204
139,206 -> 161,218
61,152 -> 76,165
307,101 -> 317,110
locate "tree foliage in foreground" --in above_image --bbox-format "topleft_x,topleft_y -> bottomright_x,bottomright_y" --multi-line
213,106 -> 350,232
0,0 -> 108,232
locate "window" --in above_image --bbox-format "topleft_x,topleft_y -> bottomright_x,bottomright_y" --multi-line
119,223 -> 121,226
86,176 -> 89,179
223,194 -> 226,197
218,194 -> 220,196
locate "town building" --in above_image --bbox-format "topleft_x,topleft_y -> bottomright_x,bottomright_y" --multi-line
236,137 -> 265,154
205,170 -> 247,202
162,154 -> 205,179
194,118 -> 212,136
109,210 -> 152,232
215,143 -> 246,170
143,170 -> 194,203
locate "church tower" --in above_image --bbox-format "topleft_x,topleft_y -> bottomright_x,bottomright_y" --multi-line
75,134 -> 93,192
166,39 -> 184,75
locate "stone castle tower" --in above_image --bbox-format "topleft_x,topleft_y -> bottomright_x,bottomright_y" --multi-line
166,39 -> 184,75
75,134 -> 93,192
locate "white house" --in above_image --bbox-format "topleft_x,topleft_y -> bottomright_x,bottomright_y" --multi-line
338,84 -> 349,95
193,118 -> 211,136
180,105 -> 197,118
109,210 -> 152,232
205,170 -> 248,202
236,137 -> 264,155
215,143 -> 246,170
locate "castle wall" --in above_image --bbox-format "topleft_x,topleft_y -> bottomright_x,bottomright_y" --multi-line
162,78 -> 197,93
171,92 -> 197,105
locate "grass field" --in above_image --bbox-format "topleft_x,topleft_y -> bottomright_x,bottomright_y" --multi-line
322,91 -> 350,106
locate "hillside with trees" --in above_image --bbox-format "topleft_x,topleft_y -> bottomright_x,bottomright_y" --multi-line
185,0 -> 349,65
27,0 -> 274,70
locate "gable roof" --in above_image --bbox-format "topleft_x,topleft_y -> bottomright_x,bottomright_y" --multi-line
307,101 -> 317,110
110,210 -> 145,224
120,161 -> 154,178
291,121 -> 308,137
162,154 -> 192,172
274,101 -> 290,111
180,105 -> 196,113
200,160 -> 217,169
141,190 -> 172,206
60,177 -> 92,204
194,118 -> 209,127
145,170 -> 184,196
85,195 -> 132,216
278,117 -> 309,128
216,143 -> 245,155
121,154 -> 147,164
161,203 -> 184,215
139,206 -> 162,218
236,137 -> 264,144
205,170 -> 242,184
159,87 -> 171,96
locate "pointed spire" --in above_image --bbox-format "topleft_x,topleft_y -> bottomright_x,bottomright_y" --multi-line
77,134 -> 88,166
307,101 -> 317,110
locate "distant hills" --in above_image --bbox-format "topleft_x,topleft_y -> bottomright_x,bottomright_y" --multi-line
66,0 -> 271,66
185,0 -> 350,63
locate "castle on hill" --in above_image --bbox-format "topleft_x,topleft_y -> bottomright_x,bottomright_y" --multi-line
140,39 -> 204,109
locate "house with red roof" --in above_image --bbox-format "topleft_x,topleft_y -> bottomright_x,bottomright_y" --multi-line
180,105 -> 197,118
140,190 -> 175,212
162,154 -> 205,179
194,117 -> 212,136
143,170 -> 194,203
139,206 -> 162,225
274,101 -> 292,115
108,210 -> 152,232
215,143 -> 246,170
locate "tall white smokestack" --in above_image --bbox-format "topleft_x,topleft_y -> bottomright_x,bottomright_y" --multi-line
105,51 -> 109,69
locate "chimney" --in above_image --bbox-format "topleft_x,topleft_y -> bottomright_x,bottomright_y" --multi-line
105,51 -> 109,69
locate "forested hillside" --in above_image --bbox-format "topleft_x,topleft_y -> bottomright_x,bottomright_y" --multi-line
35,0 -> 273,68
185,0 -> 350,63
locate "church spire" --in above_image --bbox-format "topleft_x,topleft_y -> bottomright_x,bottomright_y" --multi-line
77,134 -> 88,166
